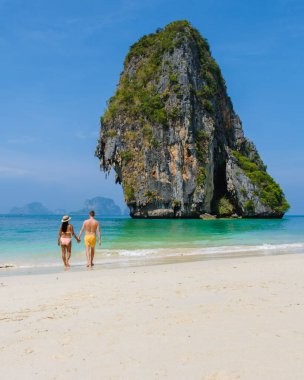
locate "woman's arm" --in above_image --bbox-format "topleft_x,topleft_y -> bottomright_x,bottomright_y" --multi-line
57,226 -> 62,246
71,225 -> 80,242
78,222 -> 85,240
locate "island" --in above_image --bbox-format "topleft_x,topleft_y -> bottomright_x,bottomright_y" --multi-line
70,196 -> 122,216
9,202 -> 53,215
96,20 -> 289,218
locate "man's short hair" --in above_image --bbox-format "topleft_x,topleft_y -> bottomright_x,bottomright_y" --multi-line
89,210 -> 95,217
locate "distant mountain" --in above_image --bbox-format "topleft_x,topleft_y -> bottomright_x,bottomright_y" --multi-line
53,209 -> 66,215
8,198 -> 124,216
70,197 -> 122,216
10,202 -> 53,215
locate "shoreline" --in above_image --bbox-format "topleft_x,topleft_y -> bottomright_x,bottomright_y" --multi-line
1,253 -> 304,379
1,243 -> 304,277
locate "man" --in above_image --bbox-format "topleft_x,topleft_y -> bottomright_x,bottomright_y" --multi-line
78,210 -> 101,267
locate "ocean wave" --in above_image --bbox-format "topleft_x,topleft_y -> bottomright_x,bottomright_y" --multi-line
2,242 -> 304,271
100,242 -> 304,257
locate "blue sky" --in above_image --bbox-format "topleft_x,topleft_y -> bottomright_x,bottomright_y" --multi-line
0,0 -> 303,213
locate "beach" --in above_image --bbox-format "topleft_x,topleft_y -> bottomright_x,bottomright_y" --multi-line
1,253 -> 304,379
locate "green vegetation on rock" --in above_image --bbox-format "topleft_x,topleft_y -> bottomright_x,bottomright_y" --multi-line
215,196 -> 234,216
201,99 -> 214,114
142,124 -> 153,140
232,151 -> 289,214
172,199 -> 181,208
124,184 -> 135,202
195,130 -> 209,164
120,151 -> 133,163
144,190 -> 160,203
197,167 -> 206,186
102,22 -> 192,127
244,200 -> 255,214
125,21 -> 189,64
105,129 -> 117,138
151,137 -> 160,148
102,20 -> 226,130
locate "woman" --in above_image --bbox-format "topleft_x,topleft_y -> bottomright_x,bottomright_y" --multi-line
57,215 -> 80,268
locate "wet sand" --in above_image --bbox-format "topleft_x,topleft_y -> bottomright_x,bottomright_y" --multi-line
1,253 -> 304,379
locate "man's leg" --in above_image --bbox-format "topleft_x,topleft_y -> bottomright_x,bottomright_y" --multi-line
85,244 -> 91,267
90,247 -> 95,266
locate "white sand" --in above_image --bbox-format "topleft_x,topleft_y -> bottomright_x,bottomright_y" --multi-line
1,254 -> 304,380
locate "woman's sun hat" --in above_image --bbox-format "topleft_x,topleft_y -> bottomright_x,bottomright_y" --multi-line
61,215 -> 71,223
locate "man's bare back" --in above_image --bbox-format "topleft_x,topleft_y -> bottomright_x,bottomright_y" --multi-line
77,210 -> 101,267
83,218 -> 99,234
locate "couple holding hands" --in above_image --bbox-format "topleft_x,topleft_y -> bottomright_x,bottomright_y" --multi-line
57,210 -> 101,268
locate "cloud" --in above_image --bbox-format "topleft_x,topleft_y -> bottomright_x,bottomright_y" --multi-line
0,146 -> 99,183
7,136 -> 39,144
0,165 -> 32,177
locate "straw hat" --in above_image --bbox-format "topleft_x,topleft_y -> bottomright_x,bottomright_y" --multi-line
61,215 -> 71,223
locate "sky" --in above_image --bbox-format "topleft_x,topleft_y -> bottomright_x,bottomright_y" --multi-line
0,0 -> 303,214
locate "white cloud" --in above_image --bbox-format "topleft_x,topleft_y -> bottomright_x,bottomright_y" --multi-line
7,136 -> 39,144
0,165 -> 32,177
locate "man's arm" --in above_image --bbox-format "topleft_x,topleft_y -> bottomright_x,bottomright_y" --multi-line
97,223 -> 101,246
78,222 -> 86,240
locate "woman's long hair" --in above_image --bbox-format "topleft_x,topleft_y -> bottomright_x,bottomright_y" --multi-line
61,221 -> 69,233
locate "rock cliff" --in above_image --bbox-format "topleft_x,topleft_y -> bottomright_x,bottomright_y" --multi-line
95,21 -> 289,218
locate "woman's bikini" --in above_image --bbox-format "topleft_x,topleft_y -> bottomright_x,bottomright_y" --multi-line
60,226 -> 72,246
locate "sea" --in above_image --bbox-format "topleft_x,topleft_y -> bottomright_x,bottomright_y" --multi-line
0,214 -> 303,273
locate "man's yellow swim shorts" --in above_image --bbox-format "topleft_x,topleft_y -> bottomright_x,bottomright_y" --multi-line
84,234 -> 96,248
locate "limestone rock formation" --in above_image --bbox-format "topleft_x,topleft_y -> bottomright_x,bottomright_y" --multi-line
70,197 -> 122,216
95,21 -> 289,218
10,202 -> 53,215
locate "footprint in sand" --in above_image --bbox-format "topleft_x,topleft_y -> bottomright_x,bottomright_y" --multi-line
24,348 -> 34,355
202,370 -> 240,380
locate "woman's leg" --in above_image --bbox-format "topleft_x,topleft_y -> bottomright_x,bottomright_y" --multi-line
66,243 -> 71,267
61,245 -> 67,267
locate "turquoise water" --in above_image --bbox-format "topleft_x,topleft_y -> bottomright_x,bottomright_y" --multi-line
0,215 -> 303,268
